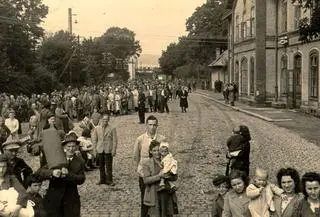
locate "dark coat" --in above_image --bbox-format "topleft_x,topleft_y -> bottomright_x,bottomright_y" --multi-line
138,92 -> 146,110
9,157 -> 33,189
27,192 -> 47,217
212,194 -> 224,217
37,155 -> 85,217
179,90 -> 188,108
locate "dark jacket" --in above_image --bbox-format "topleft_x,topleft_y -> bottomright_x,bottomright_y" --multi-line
27,192 -> 47,217
212,194 -> 224,217
37,155 -> 85,217
9,157 -> 33,189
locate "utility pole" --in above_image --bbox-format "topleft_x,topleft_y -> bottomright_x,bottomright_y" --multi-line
68,8 -> 72,34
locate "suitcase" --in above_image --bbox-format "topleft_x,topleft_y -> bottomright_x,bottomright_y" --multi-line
42,128 -> 68,169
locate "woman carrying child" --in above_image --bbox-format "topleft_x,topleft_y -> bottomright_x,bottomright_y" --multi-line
139,140 -> 178,217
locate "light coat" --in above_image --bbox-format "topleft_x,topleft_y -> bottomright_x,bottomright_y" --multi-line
92,125 -> 117,155
222,190 -> 251,217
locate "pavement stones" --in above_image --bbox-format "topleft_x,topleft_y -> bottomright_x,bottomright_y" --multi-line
19,93 -> 320,217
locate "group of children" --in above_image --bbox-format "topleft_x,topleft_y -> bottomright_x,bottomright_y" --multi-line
212,167 -> 286,217
211,125 -> 287,217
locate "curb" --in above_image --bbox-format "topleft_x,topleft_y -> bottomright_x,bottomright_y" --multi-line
195,92 -> 292,122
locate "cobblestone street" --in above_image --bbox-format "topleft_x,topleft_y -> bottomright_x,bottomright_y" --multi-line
22,93 -> 320,217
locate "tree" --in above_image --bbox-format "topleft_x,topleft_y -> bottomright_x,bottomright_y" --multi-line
0,0 -> 48,71
159,1 -> 228,77
186,0 -> 228,38
159,42 -> 186,75
89,27 -> 141,81
37,30 -> 78,84
292,0 -> 320,42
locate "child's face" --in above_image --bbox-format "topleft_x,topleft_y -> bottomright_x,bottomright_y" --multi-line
159,146 -> 169,157
254,174 -> 267,187
214,183 -> 229,196
29,182 -> 42,193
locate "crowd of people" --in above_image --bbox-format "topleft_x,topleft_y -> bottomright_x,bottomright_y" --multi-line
0,78 -> 318,217
0,79 -> 191,217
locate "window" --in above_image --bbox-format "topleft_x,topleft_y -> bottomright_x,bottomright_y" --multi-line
241,22 -> 247,39
281,56 -> 288,95
281,1 -> 287,32
236,16 -> 239,42
309,52 -> 319,98
250,7 -> 255,36
294,5 -> 301,30
241,58 -> 248,95
235,61 -> 239,84
294,55 -> 302,86
250,57 -> 255,94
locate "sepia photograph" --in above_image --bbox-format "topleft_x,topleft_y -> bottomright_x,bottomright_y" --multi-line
0,0 -> 320,216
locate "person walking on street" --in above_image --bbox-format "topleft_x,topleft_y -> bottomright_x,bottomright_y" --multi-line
138,87 -> 146,124
133,115 -> 166,217
92,114 -> 117,186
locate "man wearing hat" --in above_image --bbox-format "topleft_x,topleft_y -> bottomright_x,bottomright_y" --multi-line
2,137 -> 33,189
37,132 -> 85,217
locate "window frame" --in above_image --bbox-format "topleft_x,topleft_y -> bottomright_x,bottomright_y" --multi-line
309,51 -> 319,99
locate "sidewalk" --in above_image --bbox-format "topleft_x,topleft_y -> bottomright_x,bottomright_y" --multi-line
195,90 -> 294,122
195,89 -> 320,147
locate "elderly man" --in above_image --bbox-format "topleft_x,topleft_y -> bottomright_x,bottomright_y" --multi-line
92,114 -> 117,186
2,137 -> 33,189
133,115 -> 166,217
37,133 -> 85,217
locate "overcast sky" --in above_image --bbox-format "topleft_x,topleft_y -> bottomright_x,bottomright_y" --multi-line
41,0 -> 206,56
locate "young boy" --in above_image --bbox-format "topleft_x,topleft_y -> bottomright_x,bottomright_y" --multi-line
158,142 -> 177,192
226,126 -> 244,156
225,126 -> 251,176
246,168 -> 285,217
26,173 -> 46,217
211,174 -> 230,217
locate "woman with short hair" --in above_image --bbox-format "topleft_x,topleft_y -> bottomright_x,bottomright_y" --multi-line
273,167 -> 303,217
294,172 -> 320,217
222,170 -> 250,217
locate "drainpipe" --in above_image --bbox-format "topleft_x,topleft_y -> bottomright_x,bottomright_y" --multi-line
231,12 -> 235,82
275,0 -> 279,102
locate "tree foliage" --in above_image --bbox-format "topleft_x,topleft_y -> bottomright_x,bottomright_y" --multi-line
292,0 -> 320,42
186,0 -> 228,37
37,27 -> 141,87
159,0 -> 228,77
0,0 -> 48,71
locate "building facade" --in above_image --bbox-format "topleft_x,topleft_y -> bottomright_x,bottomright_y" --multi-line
226,0 -> 320,111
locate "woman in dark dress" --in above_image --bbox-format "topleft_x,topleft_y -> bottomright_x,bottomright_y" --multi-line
179,86 -> 188,113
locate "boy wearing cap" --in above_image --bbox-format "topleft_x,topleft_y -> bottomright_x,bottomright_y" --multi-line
2,138 -> 33,189
211,174 -> 230,217
158,142 -> 177,192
